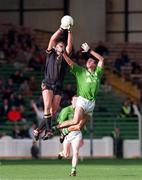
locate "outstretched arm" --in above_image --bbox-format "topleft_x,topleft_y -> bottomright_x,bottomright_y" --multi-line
90,50 -> 104,68
47,28 -> 63,51
81,42 -> 104,68
66,30 -> 73,55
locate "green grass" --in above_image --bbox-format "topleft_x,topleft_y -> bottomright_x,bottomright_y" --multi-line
1,159 -> 142,180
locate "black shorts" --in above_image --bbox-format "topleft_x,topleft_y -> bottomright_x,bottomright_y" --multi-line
41,79 -> 62,96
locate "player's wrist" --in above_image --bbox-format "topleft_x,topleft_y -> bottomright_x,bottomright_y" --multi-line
68,29 -> 72,33
59,27 -> 64,32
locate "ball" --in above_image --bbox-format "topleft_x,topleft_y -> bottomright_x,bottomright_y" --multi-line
61,15 -> 74,28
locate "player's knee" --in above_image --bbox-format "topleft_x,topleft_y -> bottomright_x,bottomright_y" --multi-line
73,151 -> 78,157
78,124 -> 82,130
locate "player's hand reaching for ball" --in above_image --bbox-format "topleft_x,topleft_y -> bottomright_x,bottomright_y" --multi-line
81,43 -> 91,53
60,15 -> 74,30
60,23 -> 71,30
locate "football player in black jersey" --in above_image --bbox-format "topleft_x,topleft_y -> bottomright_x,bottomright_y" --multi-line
34,24 -> 73,141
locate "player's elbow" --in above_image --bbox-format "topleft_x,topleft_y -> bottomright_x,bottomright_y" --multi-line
99,57 -> 104,62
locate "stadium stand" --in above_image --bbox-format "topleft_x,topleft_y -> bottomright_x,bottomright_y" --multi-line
91,42 -> 142,99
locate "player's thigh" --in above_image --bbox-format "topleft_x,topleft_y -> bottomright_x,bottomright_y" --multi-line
78,114 -> 90,129
73,106 -> 85,124
42,89 -> 53,107
50,95 -> 61,115
67,120 -> 85,131
63,140 -> 71,157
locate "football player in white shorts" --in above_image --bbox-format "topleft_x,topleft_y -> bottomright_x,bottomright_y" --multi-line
57,96 -> 84,176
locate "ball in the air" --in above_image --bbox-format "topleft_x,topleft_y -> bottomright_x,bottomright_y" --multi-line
61,15 -> 74,28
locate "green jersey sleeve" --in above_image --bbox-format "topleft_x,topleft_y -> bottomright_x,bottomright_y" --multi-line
57,107 -> 69,124
95,66 -> 104,79
70,63 -> 83,76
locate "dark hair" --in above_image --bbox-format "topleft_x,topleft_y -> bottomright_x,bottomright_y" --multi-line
56,40 -> 66,46
82,52 -> 98,63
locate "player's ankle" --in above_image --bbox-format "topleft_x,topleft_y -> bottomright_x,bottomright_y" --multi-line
71,166 -> 76,172
33,129 -> 39,136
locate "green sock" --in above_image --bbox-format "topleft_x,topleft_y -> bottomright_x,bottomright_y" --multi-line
62,128 -> 69,135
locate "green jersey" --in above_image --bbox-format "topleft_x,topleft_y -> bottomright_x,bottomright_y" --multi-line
57,105 -> 74,124
70,63 -> 103,100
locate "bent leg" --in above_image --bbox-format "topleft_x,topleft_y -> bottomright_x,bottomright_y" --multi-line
57,107 -> 85,129
62,140 -> 71,158
37,89 -> 53,133
68,114 -> 89,131
71,138 -> 81,173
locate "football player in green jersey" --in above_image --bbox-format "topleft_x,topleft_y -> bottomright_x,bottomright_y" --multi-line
57,95 -> 83,176
57,42 -> 104,134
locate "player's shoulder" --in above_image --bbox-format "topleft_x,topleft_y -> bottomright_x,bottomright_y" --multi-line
94,66 -> 104,78
72,62 -> 85,71
94,66 -> 104,73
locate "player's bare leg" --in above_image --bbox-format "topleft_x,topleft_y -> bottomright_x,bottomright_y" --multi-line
50,95 -> 61,116
70,139 -> 81,176
68,115 -> 89,131
58,140 -> 71,159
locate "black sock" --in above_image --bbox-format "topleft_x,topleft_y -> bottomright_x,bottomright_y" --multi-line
44,114 -> 52,131
38,119 -> 46,133
47,118 -> 52,130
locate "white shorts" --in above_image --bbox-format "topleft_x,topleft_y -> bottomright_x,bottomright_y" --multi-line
76,96 -> 95,116
65,131 -> 82,144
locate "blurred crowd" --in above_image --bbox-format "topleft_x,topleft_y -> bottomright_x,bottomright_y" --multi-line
0,26 -> 45,71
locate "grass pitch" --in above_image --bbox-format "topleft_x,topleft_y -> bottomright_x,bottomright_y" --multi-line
0,159 -> 142,180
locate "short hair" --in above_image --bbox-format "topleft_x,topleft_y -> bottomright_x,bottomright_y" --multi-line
56,30 -> 68,46
82,52 -> 98,63
56,39 -> 66,46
